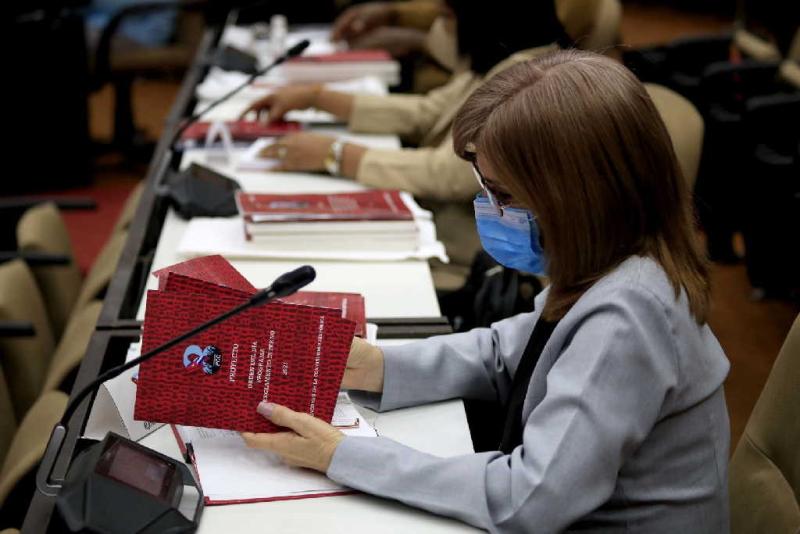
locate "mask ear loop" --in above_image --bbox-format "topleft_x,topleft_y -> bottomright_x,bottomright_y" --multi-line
471,165 -> 504,217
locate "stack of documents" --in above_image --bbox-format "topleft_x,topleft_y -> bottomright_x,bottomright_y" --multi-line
235,190 -> 419,252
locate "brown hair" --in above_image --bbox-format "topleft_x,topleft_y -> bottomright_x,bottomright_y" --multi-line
453,49 -> 710,323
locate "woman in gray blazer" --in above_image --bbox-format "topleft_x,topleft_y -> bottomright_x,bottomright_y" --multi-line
242,50 -> 731,533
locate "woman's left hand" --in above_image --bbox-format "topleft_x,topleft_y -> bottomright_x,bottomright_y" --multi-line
242,402 -> 345,473
260,132 -> 335,173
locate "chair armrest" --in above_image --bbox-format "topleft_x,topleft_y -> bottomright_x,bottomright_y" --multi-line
0,196 -> 96,212
93,0 -> 209,88
0,321 -> 36,337
0,251 -> 72,266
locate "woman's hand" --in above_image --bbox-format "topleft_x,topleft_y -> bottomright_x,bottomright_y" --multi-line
342,337 -> 385,392
331,2 -> 396,43
260,132 -> 334,172
240,84 -> 322,123
242,403 -> 344,473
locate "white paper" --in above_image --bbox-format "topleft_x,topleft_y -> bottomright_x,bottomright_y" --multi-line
178,216 -> 448,262
176,393 -> 376,503
83,341 -> 165,442
236,138 -> 281,171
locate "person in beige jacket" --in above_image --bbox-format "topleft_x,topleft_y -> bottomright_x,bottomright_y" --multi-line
242,0 -> 569,288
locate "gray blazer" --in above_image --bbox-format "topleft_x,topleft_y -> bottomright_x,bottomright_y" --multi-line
328,256 -> 731,533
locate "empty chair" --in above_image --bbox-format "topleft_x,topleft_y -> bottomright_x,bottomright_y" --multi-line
729,314 -> 800,532
645,83 -> 705,189
0,260 -> 54,419
42,300 -> 103,393
16,203 -> 81,338
74,231 -> 127,311
0,390 -> 68,525
111,180 -> 144,234
0,368 -> 15,467
557,0 -> 622,52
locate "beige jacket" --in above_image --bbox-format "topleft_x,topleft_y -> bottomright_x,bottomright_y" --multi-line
348,46 -> 557,288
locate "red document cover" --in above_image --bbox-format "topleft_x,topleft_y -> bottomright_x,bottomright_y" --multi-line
153,254 -> 255,293
236,190 -> 413,222
135,261 -> 357,433
179,120 -> 302,142
288,50 -> 392,63
282,292 -> 366,338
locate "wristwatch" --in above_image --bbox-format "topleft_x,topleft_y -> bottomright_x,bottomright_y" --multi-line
324,139 -> 345,176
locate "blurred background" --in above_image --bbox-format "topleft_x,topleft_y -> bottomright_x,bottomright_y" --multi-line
4,0 -> 799,446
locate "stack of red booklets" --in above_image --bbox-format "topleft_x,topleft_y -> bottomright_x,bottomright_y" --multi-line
134,255 -> 358,433
236,190 -> 419,252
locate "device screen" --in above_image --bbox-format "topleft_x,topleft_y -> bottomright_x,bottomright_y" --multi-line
95,436 -> 177,503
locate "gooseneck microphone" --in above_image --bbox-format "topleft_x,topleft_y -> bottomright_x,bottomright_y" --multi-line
169,39 -> 311,148
36,265 -> 316,513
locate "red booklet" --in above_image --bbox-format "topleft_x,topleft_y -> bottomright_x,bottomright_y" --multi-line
179,120 -> 302,142
288,50 -> 392,63
153,254 -> 255,293
135,259 -> 357,433
154,256 -> 367,337
236,190 -> 413,223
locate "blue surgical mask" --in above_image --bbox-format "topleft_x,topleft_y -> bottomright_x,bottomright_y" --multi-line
473,195 -> 547,275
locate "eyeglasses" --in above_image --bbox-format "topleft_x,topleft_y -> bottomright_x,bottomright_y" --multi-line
465,153 -> 514,211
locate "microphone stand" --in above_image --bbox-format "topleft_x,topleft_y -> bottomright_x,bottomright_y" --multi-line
37,265 -> 316,498
169,38 -> 311,148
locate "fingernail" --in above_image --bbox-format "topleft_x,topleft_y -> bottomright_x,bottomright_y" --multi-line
257,401 -> 275,418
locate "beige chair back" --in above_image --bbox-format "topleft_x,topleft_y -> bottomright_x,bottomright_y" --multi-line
42,301 -> 102,393
556,0 -> 622,51
0,260 -> 54,419
16,203 -> 82,338
0,390 -> 68,508
729,314 -> 800,533
0,367 -> 17,467
734,28 -> 782,61
112,181 -> 144,234
75,231 -> 127,311
645,83 -> 705,189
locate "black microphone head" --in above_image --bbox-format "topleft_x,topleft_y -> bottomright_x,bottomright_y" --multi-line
252,265 -> 316,304
285,39 -> 310,58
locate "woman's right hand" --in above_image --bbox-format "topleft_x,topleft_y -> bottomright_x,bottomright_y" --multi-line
331,2 -> 396,43
240,84 -> 322,123
342,337 -> 384,393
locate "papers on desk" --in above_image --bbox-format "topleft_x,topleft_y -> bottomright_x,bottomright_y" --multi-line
173,393 -> 377,505
83,341 -> 165,442
195,74 -> 387,124
177,193 -> 449,262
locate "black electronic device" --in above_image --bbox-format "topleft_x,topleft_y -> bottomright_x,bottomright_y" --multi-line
36,266 -> 317,533
164,163 -> 242,219
56,433 -> 202,533
162,39 -> 310,218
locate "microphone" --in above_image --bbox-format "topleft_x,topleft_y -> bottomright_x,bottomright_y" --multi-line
169,38 -> 310,148
36,266 -> 316,531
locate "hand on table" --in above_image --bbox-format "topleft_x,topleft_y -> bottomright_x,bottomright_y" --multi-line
242,402 -> 344,473
240,84 -> 322,123
259,132 -> 334,172
331,2 -> 396,43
